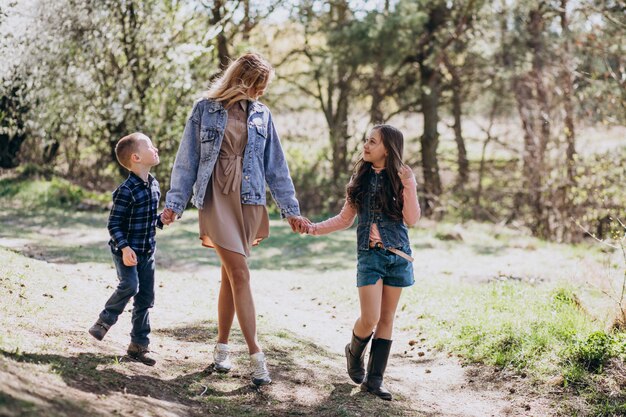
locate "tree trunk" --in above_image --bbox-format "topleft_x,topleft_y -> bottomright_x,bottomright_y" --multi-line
420,63 -> 443,204
444,53 -> 469,186
560,0 -> 576,184
0,134 -> 26,168
0,78 -> 29,168
242,0 -> 252,42
211,0 -> 230,70
416,3 -> 446,213
514,76 -> 547,237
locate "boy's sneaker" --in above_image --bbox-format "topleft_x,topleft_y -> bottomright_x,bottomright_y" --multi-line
127,342 -> 156,366
213,343 -> 232,372
250,352 -> 271,386
88,319 -> 110,341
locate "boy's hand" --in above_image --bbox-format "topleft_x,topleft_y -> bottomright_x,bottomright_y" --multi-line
161,208 -> 176,225
121,247 -> 138,267
398,164 -> 414,181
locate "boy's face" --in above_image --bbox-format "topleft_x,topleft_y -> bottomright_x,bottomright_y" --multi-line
134,136 -> 160,167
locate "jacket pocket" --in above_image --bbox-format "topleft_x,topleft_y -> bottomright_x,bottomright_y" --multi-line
253,123 -> 267,155
200,127 -> 218,161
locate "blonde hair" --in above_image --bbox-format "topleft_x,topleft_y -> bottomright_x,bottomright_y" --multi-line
115,132 -> 145,170
205,52 -> 274,108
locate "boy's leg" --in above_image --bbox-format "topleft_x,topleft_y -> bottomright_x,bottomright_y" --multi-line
126,253 -> 156,366
99,252 -> 140,327
130,253 -> 155,346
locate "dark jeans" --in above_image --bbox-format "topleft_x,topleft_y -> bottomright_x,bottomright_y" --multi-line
99,251 -> 155,346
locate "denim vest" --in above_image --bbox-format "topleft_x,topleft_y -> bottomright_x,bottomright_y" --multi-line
165,98 -> 301,219
356,169 -> 410,250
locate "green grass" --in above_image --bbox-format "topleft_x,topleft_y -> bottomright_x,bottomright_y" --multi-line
0,176 -> 109,210
401,278 -> 626,414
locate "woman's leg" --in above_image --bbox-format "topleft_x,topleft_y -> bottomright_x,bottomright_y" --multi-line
214,245 -> 261,354
373,285 -> 403,339
353,279 -> 384,338
217,265 -> 235,344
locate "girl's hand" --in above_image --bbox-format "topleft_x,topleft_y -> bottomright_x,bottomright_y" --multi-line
288,216 -> 312,234
398,164 -> 413,181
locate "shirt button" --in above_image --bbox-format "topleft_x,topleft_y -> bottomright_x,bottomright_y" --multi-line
245,175 -> 249,180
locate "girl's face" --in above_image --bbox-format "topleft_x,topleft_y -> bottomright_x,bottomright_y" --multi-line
363,129 -> 387,167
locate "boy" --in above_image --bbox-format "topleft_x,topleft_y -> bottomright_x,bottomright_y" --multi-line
89,132 -> 165,366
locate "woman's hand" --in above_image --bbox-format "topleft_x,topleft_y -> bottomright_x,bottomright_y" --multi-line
397,164 -> 414,181
288,216 -> 312,234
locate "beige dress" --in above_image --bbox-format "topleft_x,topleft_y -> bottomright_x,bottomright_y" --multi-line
198,100 -> 270,256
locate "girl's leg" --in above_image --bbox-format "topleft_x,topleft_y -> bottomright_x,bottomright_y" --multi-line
353,279 -> 384,338
373,285 -> 403,339
216,265 -> 235,344
362,284 -> 403,401
214,245 -> 261,354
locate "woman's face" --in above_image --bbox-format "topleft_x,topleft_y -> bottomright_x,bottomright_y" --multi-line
363,129 -> 387,168
248,81 -> 268,100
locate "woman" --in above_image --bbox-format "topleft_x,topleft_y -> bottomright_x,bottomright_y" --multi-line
162,52 -> 310,386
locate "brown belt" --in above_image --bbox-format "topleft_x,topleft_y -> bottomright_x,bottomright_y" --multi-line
368,241 -> 414,263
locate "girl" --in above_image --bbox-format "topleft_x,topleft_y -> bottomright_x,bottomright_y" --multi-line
162,53 -> 310,386
307,125 -> 420,400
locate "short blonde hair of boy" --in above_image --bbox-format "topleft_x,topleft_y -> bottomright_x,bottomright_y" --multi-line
115,132 -> 145,170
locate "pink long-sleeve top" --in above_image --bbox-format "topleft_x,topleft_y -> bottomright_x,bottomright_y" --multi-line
310,168 -> 420,238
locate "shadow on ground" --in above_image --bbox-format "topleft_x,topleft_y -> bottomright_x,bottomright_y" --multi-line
0,322 -> 417,417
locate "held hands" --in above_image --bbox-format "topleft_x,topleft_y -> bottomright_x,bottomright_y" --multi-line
160,208 -> 177,225
287,216 -> 312,234
398,164 -> 414,181
121,247 -> 138,267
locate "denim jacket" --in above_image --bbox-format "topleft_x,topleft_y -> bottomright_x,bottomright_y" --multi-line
357,169 -> 410,250
165,98 -> 301,218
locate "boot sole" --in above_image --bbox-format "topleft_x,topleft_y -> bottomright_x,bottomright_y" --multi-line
125,355 -> 156,366
88,329 -> 105,341
360,384 -> 392,401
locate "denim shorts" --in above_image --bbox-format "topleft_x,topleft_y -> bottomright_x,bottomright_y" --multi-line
356,244 -> 414,288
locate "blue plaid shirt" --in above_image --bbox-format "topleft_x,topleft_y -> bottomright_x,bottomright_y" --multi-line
108,172 -> 163,255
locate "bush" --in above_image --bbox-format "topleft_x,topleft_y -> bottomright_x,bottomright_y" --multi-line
0,175 -> 108,209
567,331 -> 614,373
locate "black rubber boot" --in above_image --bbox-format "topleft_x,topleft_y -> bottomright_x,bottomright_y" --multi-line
345,331 -> 373,384
361,338 -> 393,401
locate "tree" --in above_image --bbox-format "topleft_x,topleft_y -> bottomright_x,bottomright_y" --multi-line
0,71 -> 30,168
282,0 -> 362,207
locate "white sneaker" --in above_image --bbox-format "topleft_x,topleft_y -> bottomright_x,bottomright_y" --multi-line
213,343 -> 232,372
250,352 -> 271,386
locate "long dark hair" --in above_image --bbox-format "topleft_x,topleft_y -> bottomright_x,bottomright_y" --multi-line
346,125 -> 405,220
